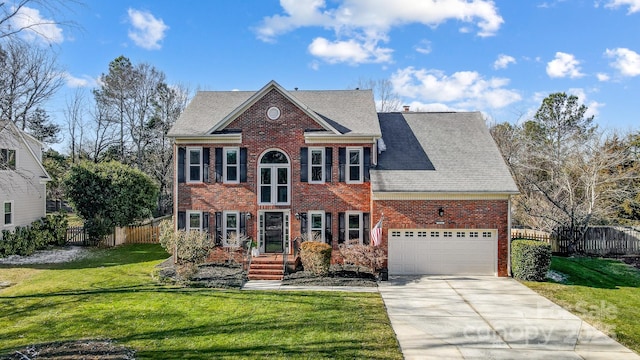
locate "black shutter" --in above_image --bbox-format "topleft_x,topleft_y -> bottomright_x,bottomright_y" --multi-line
364,147 -> 371,182
177,147 -> 186,183
240,212 -> 247,235
240,148 -> 248,183
300,147 -> 308,182
203,212 -> 210,234
215,212 -> 222,246
177,211 -> 186,230
203,148 -> 210,183
215,148 -> 223,182
325,147 -> 332,182
338,147 -> 346,182
300,212 -> 308,236
338,212 -> 345,244
363,212 -> 370,245
325,212 -> 332,245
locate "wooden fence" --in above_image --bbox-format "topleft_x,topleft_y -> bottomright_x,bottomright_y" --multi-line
512,226 -> 640,255
66,221 -> 162,247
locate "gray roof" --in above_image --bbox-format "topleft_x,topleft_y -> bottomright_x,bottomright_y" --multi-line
372,112 -> 519,194
168,82 -> 380,137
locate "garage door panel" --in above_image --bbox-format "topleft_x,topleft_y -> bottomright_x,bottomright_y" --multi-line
388,229 -> 497,276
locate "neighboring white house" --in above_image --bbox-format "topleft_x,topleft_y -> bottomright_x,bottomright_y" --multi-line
0,120 -> 50,231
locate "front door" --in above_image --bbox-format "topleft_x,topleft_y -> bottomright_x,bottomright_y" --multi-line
264,212 -> 284,253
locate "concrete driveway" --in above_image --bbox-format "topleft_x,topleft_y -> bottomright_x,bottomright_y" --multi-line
379,276 -> 640,360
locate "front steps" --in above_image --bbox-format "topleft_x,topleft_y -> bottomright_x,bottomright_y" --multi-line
248,254 -> 298,280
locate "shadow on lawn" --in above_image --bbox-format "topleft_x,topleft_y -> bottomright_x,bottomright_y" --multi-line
551,256 -> 640,289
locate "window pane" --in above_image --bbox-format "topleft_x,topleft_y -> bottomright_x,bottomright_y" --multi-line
311,150 -> 322,165
190,166 -> 200,181
261,168 -> 271,184
277,186 -> 287,203
311,214 -> 322,229
226,214 -> 237,228
261,186 -> 271,203
4,214 -> 10,224
226,150 -> 237,164
4,202 -> 10,213
349,166 -> 360,181
349,150 -> 360,165
7,150 -> 15,169
227,166 -> 237,181
261,150 -> 288,163
277,168 -> 287,184
348,214 -> 359,229
189,149 -> 200,164
189,213 -> 200,229
311,166 -> 322,181
349,230 -> 359,240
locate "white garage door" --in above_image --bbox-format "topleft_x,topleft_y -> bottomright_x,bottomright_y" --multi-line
388,229 -> 497,275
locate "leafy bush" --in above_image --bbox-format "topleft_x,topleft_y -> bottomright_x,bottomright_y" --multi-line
159,219 -> 215,264
339,242 -> 387,274
0,213 -> 69,257
300,241 -> 332,276
512,239 -> 552,281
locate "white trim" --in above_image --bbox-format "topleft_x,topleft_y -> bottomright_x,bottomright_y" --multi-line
3,200 -> 14,227
223,147 -> 240,184
186,210 -> 202,232
257,210 -> 291,254
346,211 -> 363,245
308,147 -> 325,184
346,147 -> 363,184
223,211 -> 240,247
186,147 -> 203,183
308,210 -> 325,242
172,134 -> 242,144
372,192 -> 516,201
305,133 -> 377,144
257,149 -> 291,205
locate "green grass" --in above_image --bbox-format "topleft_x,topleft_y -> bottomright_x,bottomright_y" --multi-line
524,256 -> 640,353
0,244 -> 401,359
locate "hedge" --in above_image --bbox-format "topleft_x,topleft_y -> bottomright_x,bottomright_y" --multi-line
300,241 -> 332,276
0,213 -> 68,257
511,239 -> 552,281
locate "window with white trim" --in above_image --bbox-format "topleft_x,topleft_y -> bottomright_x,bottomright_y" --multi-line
309,148 -> 325,183
187,147 -> 202,182
186,210 -> 202,232
224,147 -> 239,183
0,149 -> 16,170
3,201 -> 13,226
346,147 -> 363,183
347,211 -> 363,244
223,211 -> 240,246
258,150 -> 290,205
308,211 -> 325,241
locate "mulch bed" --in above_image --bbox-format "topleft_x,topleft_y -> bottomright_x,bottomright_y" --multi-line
282,264 -> 379,287
156,258 -> 247,289
1,340 -> 135,360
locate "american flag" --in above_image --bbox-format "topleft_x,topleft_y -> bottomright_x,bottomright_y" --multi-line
371,216 -> 383,246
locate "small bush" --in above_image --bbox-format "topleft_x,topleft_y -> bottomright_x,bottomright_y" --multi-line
0,213 -> 70,258
512,239 -> 552,281
158,219 -> 215,264
300,241 -> 332,276
339,241 -> 387,274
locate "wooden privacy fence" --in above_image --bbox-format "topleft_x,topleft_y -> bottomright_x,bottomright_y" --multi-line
66,222 -> 162,247
66,226 -> 114,246
512,226 -> 640,255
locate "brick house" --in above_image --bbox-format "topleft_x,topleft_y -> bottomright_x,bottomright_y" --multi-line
167,80 -> 518,277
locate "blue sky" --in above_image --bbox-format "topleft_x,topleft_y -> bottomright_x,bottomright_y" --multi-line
9,0 -> 640,147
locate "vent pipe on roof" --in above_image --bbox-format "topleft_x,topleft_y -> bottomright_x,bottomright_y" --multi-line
403,105 -> 410,112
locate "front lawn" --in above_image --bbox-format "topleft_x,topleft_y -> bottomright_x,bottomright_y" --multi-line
524,256 -> 640,353
0,244 -> 401,359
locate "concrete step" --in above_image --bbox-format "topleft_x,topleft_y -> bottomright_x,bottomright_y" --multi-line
248,273 -> 283,281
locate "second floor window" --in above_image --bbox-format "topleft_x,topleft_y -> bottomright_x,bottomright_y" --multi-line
188,147 -> 202,182
310,148 -> 324,183
347,148 -> 363,183
224,147 -> 239,183
0,149 -> 16,170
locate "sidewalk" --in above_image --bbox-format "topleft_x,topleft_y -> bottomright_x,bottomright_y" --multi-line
241,280 -> 379,292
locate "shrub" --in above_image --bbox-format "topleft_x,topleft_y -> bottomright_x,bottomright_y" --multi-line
0,213 -> 70,258
224,232 -> 250,263
511,239 -> 552,281
159,219 -> 215,264
300,241 -> 332,276
339,241 -> 387,274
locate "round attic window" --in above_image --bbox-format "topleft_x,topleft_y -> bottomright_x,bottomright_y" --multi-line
267,106 -> 281,120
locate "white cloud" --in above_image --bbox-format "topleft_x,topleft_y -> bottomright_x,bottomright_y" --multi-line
546,52 -> 584,78
493,54 -> 516,69
63,73 -> 96,88
256,0 -> 503,64
127,8 -> 169,50
568,88 -> 604,118
603,0 -> 640,13
308,37 -> 392,64
605,47 -> 640,77
415,39 -> 432,55
596,73 -> 610,81
390,66 -> 522,109
9,6 -> 64,44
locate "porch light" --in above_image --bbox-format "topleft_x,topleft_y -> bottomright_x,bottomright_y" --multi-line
438,207 -> 444,217
246,212 -> 251,219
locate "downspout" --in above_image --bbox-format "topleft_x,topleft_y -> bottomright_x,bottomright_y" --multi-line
507,196 -> 512,277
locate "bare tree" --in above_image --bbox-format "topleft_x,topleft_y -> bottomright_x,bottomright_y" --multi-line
352,78 -> 402,112
0,0 -> 80,42
0,39 -> 64,130
64,88 -> 87,163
